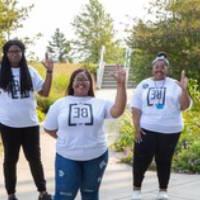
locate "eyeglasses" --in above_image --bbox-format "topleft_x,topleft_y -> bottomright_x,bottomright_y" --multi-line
74,80 -> 90,83
7,50 -> 22,54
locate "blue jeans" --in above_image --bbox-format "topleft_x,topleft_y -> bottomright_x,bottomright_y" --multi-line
54,150 -> 108,200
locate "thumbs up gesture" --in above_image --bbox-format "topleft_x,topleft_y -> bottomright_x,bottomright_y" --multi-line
177,70 -> 188,90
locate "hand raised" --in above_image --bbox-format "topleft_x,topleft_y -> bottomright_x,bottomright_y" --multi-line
177,70 -> 188,90
42,52 -> 54,71
111,65 -> 126,85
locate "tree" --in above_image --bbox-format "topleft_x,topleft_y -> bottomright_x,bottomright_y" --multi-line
47,28 -> 72,63
127,0 -> 200,84
0,0 -> 33,48
72,0 -> 123,64
22,33 -> 43,61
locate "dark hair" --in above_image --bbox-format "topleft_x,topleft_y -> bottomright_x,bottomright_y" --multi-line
0,39 -> 33,94
66,68 -> 95,97
157,51 -> 168,58
152,51 -> 169,66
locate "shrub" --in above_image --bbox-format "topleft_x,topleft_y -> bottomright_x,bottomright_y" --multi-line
173,140 -> 200,173
36,96 -> 54,114
37,109 -> 45,122
188,79 -> 200,110
37,73 -> 70,113
113,111 -> 134,152
172,79 -> 200,173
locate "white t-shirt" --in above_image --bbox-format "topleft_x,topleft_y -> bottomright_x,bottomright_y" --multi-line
43,96 -> 114,161
131,77 -> 183,134
0,66 -> 44,128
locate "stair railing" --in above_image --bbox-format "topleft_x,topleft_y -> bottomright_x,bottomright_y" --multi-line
124,48 -> 132,87
97,46 -> 105,89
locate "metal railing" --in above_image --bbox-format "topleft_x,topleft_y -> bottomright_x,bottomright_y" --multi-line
97,46 -> 105,89
123,48 -> 132,87
97,46 -> 132,89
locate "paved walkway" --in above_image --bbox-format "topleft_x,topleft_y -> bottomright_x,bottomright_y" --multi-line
95,88 -> 133,106
0,132 -> 200,200
0,89 -> 200,199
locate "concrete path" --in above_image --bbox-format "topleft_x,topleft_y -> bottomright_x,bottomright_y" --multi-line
1,132 -> 200,200
95,88 -> 133,106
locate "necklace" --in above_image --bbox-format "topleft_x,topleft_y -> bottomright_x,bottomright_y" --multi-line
153,78 -> 166,109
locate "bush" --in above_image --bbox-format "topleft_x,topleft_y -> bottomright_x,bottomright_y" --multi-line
113,111 -> 134,152
172,80 -> 200,173
36,76 -> 69,113
37,109 -> 45,122
173,140 -> 200,173
188,79 -> 200,110
37,73 -> 70,113
175,110 -> 200,153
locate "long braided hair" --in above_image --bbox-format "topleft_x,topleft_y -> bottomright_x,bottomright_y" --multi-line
0,40 -> 33,95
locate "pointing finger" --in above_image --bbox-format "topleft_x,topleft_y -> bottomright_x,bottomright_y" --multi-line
181,70 -> 185,80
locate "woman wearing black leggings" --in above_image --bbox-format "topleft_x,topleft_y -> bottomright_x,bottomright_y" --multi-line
0,40 -> 53,200
131,52 -> 191,200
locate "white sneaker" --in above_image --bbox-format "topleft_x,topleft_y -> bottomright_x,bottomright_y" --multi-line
156,191 -> 169,200
131,190 -> 142,200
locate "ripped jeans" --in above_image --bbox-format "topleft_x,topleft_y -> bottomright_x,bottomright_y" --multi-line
54,150 -> 108,200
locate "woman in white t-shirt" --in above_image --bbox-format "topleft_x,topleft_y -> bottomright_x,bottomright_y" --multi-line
0,40 -> 53,200
131,52 -> 191,200
44,67 -> 127,200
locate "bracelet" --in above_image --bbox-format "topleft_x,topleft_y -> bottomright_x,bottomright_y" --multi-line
46,70 -> 53,74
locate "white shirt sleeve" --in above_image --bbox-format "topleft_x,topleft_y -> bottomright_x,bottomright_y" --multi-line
130,82 -> 143,110
43,102 -> 59,131
29,67 -> 44,92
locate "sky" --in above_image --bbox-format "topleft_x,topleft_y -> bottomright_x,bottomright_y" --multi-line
15,0 -> 152,59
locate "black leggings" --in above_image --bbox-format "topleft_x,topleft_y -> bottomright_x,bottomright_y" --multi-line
0,123 -> 46,194
133,129 -> 180,190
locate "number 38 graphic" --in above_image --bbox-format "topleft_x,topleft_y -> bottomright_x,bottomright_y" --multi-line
69,104 -> 93,126
73,107 -> 89,118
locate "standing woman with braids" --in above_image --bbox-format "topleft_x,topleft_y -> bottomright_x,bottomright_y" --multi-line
0,40 -> 53,200
131,52 -> 192,200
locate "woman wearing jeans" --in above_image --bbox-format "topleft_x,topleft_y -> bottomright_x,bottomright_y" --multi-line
43,67 -> 126,200
131,52 -> 191,200
0,40 -> 53,200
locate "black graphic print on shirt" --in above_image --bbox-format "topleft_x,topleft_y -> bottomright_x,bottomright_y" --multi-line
147,87 -> 166,109
68,103 -> 94,126
10,76 -> 30,99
